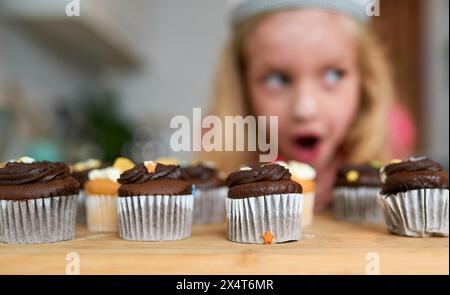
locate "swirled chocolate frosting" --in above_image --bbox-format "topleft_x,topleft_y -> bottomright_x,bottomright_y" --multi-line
225,164 -> 301,198
182,163 -> 224,189
0,161 -> 70,185
335,164 -> 382,188
381,157 -> 449,194
384,157 -> 443,176
118,163 -> 191,196
118,163 -> 187,184
0,162 -> 80,200
226,164 -> 291,187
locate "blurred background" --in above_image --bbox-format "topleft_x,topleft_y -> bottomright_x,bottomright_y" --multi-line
0,0 -> 448,167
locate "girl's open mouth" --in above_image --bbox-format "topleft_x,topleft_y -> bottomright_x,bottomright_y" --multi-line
292,135 -> 322,163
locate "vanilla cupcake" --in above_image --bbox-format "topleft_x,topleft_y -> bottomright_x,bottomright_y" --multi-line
225,163 -> 303,244
71,159 -> 104,224
0,158 -> 79,243
182,162 -> 227,224
378,157 -> 449,237
333,162 -> 383,223
279,161 -> 316,227
117,162 -> 193,241
84,157 -> 134,233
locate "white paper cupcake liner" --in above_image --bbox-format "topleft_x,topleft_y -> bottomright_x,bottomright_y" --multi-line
76,190 -> 86,224
85,194 -> 118,233
378,188 -> 449,237
334,187 -> 383,224
193,187 -> 228,224
302,192 -> 315,227
0,195 -> 78,244
226,193 -> 304,244
118,194 -> 194,241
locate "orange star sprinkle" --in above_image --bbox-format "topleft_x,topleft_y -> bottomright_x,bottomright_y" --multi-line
144,161 -> 156,174
262,230 -> 274,244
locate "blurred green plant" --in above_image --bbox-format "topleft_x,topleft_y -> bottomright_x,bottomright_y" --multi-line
78,89 -> 134,163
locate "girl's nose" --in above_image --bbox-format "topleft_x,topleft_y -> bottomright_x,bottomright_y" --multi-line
292,84 -> 319,121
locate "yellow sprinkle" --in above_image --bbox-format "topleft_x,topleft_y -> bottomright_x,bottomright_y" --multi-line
346,170 -> 360,182
390,159 -> 402,164
0,162 -> 5,168
156,157 -> 180,166
73,163 -> 87,172
73,159 -> 101,172
113,157 -> 135,173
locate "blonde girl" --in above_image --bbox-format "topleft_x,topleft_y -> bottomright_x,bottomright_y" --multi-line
200,0 -> 415,208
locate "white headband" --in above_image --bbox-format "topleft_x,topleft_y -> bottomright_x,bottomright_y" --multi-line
229,0 -> 374,27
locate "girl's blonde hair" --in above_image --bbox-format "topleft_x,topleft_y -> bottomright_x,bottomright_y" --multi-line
199,12 -> 394,173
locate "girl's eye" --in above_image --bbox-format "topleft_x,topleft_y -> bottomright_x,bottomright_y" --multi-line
324,68 -> 345,86
263,72 -> 291,88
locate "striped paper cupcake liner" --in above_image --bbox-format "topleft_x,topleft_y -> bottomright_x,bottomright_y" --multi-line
85,194 -> 118,233
0,195 -> 78,244
226,193 -> 304,244
334,187 -> 383,224
118,194 -> 194,241
301,192 -> 315,227
378,188 -> 449,237
193,187 -> 228,224
76,189 -> 86,224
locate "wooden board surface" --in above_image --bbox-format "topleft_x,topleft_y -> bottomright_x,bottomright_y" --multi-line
0,212 -> 448,275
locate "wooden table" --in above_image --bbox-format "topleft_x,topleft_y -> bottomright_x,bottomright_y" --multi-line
0,212 -> 448,275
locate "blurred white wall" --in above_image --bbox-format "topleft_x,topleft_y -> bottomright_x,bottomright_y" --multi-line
0,22 -> 97,160
0,0 -> 229,160
0,24 -> 95,104
118,0 -> 228,124
113,0 -> 229,159
423,0 -> 449,166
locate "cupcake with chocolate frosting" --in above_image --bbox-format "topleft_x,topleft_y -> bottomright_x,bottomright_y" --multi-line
333,161 -> 383,223
378,157 -> 449,237
117,162 -> 193,241
225,163 -> 303,244
0,158 -> 79,244
182,162 -> 227,224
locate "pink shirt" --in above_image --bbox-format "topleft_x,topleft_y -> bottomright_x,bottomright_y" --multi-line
388,103 -> 416,159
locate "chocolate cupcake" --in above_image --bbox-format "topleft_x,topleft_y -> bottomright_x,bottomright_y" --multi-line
0,159 -> 79,244
225,163 -> 303,244
333,161 -> 383,223
378,157 -> 449,237
117,162 -> 193,241
182,162 -> 227,224
71,159 -> 104,224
